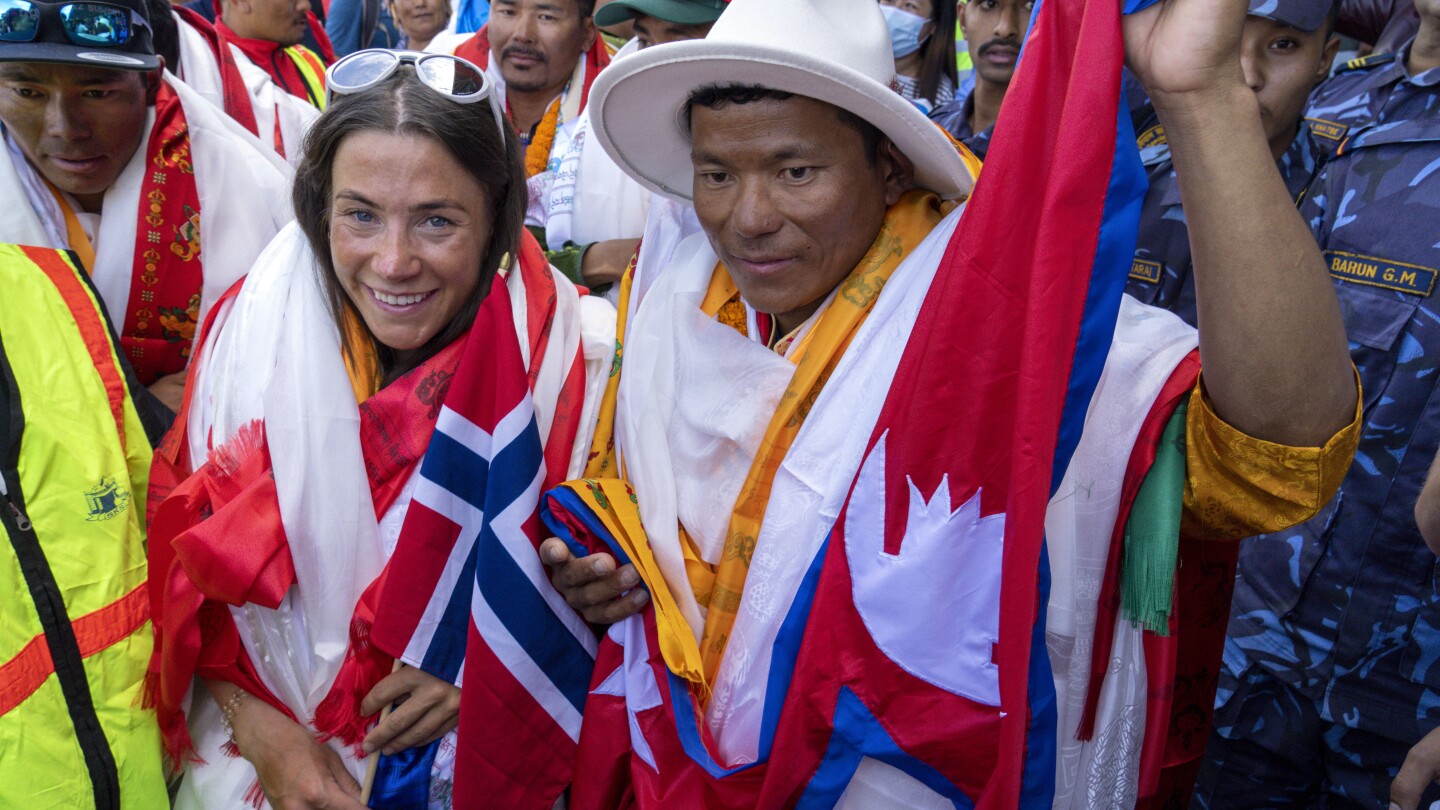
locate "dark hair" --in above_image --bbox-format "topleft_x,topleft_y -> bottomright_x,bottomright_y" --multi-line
576,0 -> 595,17
141,0 -> 179,71
293,67 -> 525,384
914,0 -> 959,105
684,84 -> 884,166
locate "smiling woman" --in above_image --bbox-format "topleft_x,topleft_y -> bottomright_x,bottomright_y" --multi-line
293,56 -> 525,386
147,51 -> 608,810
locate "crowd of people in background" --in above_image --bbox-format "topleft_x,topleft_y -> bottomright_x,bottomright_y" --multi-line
1,0 -> 1439,807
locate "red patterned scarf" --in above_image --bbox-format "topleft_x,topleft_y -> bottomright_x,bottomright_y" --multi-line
121,81 -> 205,385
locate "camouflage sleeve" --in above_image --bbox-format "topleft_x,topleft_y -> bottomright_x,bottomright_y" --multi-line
1181,370 -> 1362,540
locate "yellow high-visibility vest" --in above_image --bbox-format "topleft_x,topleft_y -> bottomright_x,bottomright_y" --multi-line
286,43 -> 329,109
0,244 -> 166,809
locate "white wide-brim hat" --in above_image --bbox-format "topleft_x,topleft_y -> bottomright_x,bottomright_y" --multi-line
587,0 -> 975,202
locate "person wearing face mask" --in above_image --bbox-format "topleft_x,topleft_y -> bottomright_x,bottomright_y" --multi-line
145,51 -> 612,809
928,0 -> 1031,159
879,0 -> 958,113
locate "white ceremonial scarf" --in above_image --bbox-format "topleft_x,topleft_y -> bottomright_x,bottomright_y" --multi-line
225,41 -> 321,166
173,226 -> 612,808
0,74 -> 292,342
174,224 -> 383,808
1045,297 -> 1197,810
542,37 -> 649,247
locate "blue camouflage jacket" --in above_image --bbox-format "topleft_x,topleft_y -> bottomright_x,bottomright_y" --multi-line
1227,44 -> 1440,740
1123,114 -> 1329,326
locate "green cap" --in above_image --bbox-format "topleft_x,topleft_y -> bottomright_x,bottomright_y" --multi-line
594,0 -> 727,27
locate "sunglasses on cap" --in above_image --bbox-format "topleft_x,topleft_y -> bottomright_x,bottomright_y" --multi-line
0,0 -> 147,48
326,50 -> 507,145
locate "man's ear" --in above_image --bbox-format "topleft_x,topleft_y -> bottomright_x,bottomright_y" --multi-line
144,63 -> 164,105
1317,34 -> 1341,83
880,137 -> 917,206
580,14 -> 598,52
957,1 -> 969,38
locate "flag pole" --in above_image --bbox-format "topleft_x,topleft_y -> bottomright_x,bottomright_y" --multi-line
359,660 -> 404,805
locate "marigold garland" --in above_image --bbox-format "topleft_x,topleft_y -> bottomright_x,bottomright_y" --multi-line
525,97 -> 562,178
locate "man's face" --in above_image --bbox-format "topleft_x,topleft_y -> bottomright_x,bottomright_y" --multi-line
690,95 -> 906,333
0,62 -> 152,213
961,0 -> 1031,89
631,13 -> 712,48
389,0 -> 449,43
1239,16 -> 1337,158
488,0 -> 595,95
225,0 -> 310,46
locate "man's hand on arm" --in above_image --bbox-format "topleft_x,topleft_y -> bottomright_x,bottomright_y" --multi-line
580,238 -> 641,289
1125,0 -> 1357,447
540,537 -> 649,624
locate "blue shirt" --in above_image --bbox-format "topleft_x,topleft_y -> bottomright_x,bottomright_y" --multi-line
325,0 -> 401,56
928,90 -> 993,160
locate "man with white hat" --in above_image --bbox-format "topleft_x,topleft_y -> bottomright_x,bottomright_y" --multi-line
0,0 -> 293,413
537,0 -> 1360,804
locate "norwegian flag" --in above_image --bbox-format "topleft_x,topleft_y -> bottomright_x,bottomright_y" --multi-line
369,275 -> 598,808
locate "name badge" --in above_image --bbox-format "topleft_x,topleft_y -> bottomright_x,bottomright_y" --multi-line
1136,124 -> 1167,150
1327,250 -> 1437,296
1130,258 -> 1163,284
1306,117 -> 1349,143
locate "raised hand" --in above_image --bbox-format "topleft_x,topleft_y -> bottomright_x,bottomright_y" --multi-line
1123,0 -> 1249,100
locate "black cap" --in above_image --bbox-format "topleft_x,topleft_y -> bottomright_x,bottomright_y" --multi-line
1247,0 -> 1335,33
0,0 -> 161,71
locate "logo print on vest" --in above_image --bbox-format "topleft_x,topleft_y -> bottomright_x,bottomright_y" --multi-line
84,477 -> 131,522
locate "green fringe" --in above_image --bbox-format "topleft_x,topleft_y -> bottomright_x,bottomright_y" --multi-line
1120,399 -> 1189,636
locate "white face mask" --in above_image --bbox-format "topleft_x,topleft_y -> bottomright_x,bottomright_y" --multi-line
880,4 -> 931,58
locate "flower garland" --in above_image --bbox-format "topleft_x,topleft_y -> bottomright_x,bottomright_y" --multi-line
524,97 -> 562,179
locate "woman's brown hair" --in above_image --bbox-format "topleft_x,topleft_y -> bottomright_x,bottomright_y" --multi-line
292,65 -> 525,384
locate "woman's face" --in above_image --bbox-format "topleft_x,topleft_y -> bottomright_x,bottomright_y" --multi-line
329,130 -> 492,354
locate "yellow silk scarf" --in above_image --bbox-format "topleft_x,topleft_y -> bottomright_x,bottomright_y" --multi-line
578,191 -> 956,698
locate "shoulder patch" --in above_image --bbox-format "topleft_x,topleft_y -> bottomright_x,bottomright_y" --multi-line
1305,116 -> 1349,143
1327,250 -> 1437,297
1340,52 -> 1400,73
1136,123 -> 1167,149
1130,258 -> 1163,284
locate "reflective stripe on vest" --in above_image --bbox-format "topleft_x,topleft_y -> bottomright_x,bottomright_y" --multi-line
286,44 -> 328,109
0,244 -> 165,810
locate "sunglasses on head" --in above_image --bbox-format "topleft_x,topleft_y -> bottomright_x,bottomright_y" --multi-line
0,0 -> 146,48
326,50 -> 507,145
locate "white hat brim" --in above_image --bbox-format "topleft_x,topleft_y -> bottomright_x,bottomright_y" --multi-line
588,39 -> 975,203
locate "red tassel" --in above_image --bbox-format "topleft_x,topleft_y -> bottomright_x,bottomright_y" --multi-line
312,613 -> 391,753
244,778 -> 266,809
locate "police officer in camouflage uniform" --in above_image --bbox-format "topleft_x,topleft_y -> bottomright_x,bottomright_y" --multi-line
1126,0 -> 1340,326
1195,0 -> 1440,804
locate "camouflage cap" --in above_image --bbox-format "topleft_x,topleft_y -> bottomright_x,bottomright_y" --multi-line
1247,0 -> 1335,32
